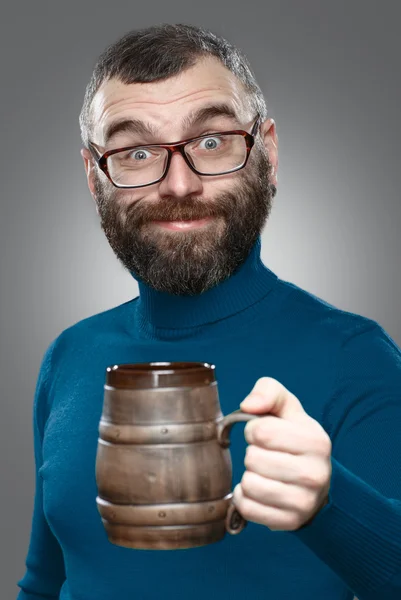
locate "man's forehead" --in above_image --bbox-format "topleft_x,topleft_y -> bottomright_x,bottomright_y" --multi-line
91,58 -> 249,140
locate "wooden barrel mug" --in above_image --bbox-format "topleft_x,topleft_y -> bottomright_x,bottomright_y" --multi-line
95,362 -> 260,550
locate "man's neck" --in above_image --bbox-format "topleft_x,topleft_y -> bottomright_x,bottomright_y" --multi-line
133,237 -> 278,331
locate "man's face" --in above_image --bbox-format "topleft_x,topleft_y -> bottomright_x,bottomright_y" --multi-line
83,57 -> 278,296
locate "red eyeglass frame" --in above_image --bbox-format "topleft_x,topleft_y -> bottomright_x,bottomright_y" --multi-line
88,115 -> 261,188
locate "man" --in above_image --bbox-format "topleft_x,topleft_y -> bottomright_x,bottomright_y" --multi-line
17,23 -> 401,600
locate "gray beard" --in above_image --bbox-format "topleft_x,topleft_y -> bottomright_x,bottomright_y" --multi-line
94,148 -> 275,296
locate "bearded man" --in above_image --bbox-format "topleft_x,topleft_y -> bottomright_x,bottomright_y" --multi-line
17,23 -> 401,600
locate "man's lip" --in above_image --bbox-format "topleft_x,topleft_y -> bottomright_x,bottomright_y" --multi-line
151,217 -> 213,230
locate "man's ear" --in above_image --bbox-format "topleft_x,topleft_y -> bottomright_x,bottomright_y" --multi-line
81,148 -> 99,214
260,118 -> 278,187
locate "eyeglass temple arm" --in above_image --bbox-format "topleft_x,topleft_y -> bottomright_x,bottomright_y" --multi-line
251,115 -> 262,136
88,141 -> 103,162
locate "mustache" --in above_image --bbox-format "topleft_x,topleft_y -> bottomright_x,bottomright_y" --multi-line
119,194 -> 236,227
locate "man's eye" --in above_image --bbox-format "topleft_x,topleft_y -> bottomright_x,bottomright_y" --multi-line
126,149 -> 152,161
198,136 -> 222,150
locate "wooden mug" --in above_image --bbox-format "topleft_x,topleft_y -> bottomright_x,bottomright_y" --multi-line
95,362 -> 259,550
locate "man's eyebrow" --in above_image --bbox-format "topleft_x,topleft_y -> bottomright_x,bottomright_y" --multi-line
103,103 -> 241,145
181,103 -> 240,130
104,118 -> 159,145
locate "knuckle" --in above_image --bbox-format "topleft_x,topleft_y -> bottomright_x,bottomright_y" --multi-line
241,471 -> 254,497
234,490 -> 250,517
323,437 -> 332,457
233,494 -> 243,511
312,464 -> 329,488
299,493 -> 317,515
240,500 -> 252,520
252,422 -> 270,446
298,465 -> 315,487
285,513 -> 303,531
298,463 -> 327,489
289,489 -> 313,514
244,445 -> 255,469
313,429 -> 332,456
315,467 -> 329,488
317,436 -> 332,457
241,470 -> 254,493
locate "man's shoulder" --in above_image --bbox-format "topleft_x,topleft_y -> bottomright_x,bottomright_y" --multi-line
276,276 -> 383,344
46,297 -> 139,364
62,296 -> 137,334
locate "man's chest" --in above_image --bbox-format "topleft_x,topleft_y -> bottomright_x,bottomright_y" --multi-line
39,336 -> 331,544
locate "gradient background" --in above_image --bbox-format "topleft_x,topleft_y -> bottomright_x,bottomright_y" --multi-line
1,1 -> 400,597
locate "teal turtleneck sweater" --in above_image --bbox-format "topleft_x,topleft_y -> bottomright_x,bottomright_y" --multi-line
17,239 -> 401,600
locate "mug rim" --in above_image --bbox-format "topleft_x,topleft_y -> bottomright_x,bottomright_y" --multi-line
105,362 -> 216,389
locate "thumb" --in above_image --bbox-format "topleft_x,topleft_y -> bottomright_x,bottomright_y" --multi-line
240,377 -> 306,422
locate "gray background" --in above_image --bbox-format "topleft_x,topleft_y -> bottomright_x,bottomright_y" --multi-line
1,0 -> 400,597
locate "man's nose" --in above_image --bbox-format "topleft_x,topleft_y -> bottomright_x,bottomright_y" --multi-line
158,151 -> 203,199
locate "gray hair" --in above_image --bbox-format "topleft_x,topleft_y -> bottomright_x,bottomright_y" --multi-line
79,23 -> 268,147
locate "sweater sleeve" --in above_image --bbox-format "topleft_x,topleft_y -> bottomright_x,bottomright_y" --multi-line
17,341 -> 66,599
292,320 -> 401,600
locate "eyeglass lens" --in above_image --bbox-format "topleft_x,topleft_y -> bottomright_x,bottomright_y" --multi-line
107,133 -> 248,187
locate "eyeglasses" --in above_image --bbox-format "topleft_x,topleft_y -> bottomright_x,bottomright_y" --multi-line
88,116 -> 261,189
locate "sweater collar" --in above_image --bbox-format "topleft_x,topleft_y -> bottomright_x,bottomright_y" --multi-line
133,237 -> 277,330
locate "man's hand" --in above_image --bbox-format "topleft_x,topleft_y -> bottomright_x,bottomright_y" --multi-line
233,377 -> 332,531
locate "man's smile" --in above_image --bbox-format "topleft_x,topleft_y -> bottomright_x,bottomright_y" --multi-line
151,217 -> 214,230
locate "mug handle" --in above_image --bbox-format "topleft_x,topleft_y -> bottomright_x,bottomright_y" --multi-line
216,409 -> 260,535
